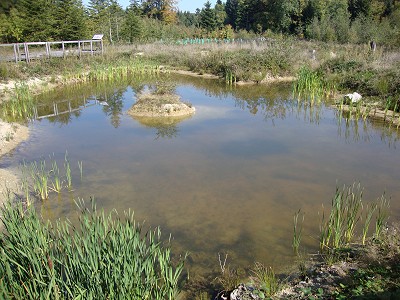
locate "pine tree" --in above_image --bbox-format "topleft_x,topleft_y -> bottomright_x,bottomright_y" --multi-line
214,0 -> 226,29
55,0 -> 88,40
225,0 -> 238,29
121,4 -> 142,42
200,1 -> 216,32
15,0 -> 58,41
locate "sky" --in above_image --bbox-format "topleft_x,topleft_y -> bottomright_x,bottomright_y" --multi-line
82,0 -> 217,13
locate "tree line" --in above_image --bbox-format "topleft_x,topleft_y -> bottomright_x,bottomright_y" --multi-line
0,0 -> 399,46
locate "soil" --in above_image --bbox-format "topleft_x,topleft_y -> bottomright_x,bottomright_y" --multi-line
0,120 -> 29,207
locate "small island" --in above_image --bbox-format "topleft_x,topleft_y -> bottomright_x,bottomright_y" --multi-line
128,91 -> 195,118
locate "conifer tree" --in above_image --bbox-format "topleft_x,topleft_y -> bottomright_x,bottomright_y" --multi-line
55,0 -> 88,40
200,1 -> 217,32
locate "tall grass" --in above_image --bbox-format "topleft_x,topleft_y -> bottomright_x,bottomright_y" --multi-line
293,66 -> 334,105
319,183 -> 390,253
0,82 -> 36,122
0,199 -> 186,299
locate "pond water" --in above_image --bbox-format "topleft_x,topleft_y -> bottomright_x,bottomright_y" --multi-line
2,74 -> 400,278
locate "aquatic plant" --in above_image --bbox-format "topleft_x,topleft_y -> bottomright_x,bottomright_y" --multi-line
0,199 -> 186,300
18,152 -> 82,203
375,195 -> 390,239
319,183 -> 390,253
292,209 -> 304,255
64,152 -> 72,190
50,159 -> 63,193
293,66 -> 327,105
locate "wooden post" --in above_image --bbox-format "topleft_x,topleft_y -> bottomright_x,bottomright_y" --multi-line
78,41 -> 81,58
90,40 -> 93,56
24,43 -> 30,63
101,39 -> 104,55
13,44 -> 17,63
62,41 -> 65,58
46,42 -> 50,58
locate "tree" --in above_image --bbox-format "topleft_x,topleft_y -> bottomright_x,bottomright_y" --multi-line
214,0 -> 227,29
87,0 -> 124,43
160,0 -> 177,24
121,4 -> 142,42
200,1 -> 217,32
225,0 -> 238,29
54,0 -> 88,40
0,8 -> 24,42
348,0 -> 371,20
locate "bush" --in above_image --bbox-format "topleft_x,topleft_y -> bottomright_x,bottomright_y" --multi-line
0,200 -> 186,300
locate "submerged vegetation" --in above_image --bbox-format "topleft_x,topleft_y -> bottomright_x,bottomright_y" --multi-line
18,152 -> 81,203
0,199 -> 186,300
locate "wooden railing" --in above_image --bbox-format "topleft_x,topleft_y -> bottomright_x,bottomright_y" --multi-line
0,39 -> 104,63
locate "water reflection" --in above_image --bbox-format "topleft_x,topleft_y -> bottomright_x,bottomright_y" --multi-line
131,115 -> 194,139
336,110 -> 400,147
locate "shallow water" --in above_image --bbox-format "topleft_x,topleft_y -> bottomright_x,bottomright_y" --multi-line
2,74 -> 400,277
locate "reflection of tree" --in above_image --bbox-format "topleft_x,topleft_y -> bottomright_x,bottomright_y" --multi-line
99,88 -> 125,128
130,115 -> 192,140
155,124 -> 179,139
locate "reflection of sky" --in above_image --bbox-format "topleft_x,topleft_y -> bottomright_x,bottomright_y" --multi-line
4,77 -> 400,276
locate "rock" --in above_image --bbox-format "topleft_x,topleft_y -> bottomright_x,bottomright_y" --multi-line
163,104 -> 174,113
229,284 -> 261,300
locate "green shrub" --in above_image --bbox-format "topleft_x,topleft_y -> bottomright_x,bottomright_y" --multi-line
0,199 -> 186,300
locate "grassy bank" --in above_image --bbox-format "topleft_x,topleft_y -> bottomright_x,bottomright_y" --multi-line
1,38 -> 399,113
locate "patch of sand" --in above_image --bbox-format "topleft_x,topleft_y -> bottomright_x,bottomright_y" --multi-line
0,120 -> 29,207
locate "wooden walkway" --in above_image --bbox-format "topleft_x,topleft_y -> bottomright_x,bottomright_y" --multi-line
0,39 -> 104,63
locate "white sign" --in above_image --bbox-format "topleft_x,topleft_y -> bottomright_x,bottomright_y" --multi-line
92,34 -> 104,40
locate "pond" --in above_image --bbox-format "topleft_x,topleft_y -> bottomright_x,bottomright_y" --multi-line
2,74 -> 400,278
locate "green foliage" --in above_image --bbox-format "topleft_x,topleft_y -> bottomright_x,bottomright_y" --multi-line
293,66 -> 333,105
319,183 -> 390,255
200,1 -> 217,33
0,82 -> 35,123
0,199 -> 186,299
251,262 -> 281,297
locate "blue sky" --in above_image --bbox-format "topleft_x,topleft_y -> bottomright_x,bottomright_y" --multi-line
82,0 -> 217,12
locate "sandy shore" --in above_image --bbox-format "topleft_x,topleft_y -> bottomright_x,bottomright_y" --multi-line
0,120 -> 29,206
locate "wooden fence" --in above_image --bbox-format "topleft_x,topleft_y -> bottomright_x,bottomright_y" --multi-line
0,39 -> 104,63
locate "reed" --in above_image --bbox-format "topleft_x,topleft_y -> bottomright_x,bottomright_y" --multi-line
18,153 -> 83,203
375,195 -> 390,239
0,82 -> 36,122
0,199 -> 186,299
292,209 -> 304,255
50,159 -> 63,193
293,66 -> 332,105
64,152 -> 72,190
361,202 -> 377,245
319,183 -> 381,253
251,262 -> 281,297
30,160 -> 50,200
